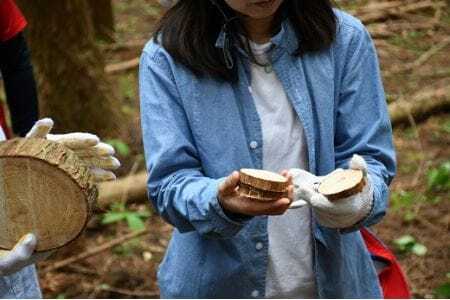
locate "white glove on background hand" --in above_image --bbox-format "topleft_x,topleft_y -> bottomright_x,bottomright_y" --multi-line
0,234 -> 50,276
26,118 -> 120,182
290,155 -> 374,229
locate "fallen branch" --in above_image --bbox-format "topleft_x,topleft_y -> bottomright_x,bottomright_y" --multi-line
389,85 -> 450,126
85,283 -> 159,298
368,20 -> 438,39
105,57 -> 140,74
384,36 -> 450,76
356,0 -> 445,24
103,39 -> 147,52
97,171 -> 148,209
43,229 -> 150,272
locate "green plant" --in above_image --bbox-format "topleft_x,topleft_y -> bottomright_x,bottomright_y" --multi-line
388,31 -> 427,53
442,120 -> 450,134
105,139 -> 131,157
427,161 -> 450,192
390,190 -> 415,210
112,239 -> 141,257
102,202 -> 151,231
393,235 -> 427,256
390,190 -> 426,221
434,273 -> 450,298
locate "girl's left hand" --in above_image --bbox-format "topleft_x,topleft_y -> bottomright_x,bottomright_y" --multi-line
290,155 -> 373,229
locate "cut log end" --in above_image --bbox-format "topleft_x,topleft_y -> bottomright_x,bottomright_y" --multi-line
238,169 -> 288,201
0,138 -> 98,252
318,169 -> 365,201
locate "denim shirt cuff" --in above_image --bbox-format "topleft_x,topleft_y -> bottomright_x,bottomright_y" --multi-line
208,178 -> 251,238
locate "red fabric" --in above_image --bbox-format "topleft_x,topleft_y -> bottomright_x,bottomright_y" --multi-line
0,103 -> 11,138
0,0 -> 27,42
361,228 -> 411,299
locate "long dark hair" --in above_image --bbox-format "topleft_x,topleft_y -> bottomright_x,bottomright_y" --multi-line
154,0 -> 336,82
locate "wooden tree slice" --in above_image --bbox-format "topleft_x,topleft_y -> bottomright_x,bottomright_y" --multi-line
0,138 -> 98,252
318,169 -> 366,201
239,169 -> 288,201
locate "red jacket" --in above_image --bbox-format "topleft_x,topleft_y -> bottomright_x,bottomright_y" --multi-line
0,0 -> 27,42
0,0 -> 27,136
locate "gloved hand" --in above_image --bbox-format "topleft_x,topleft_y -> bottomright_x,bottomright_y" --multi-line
0,234 -> 50,276
26,118 -> 120,182
290,155 -> 374,229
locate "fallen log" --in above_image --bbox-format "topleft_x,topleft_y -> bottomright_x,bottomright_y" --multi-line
384,36 -> 450,77
105,57 -> 140,74
389,86 -> 450,126
356,0 -> 445,24
97,171 -> 148,209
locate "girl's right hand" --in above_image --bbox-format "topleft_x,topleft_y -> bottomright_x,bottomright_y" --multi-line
218,171 -> 293,216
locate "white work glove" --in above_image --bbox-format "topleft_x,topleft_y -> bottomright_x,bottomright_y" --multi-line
0,234 -> 50,276
290,155 -> 374,229
26,118 -> 120,182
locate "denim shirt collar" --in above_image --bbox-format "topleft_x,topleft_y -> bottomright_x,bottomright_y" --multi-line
214,20 -> 299,59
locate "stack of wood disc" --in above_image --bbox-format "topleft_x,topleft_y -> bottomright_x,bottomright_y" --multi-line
0,138 -> 98,252
318,169 -> 366,201
238,169 -> 289,201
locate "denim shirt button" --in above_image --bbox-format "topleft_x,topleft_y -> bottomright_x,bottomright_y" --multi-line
251,290 -> 260,298
249,141 -> 258,149
255,242 -> 263,250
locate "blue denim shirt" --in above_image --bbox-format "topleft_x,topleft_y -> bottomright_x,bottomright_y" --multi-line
0,265 -> 41,298
139,10 -> 396,298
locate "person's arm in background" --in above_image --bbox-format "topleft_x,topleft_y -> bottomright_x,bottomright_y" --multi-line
0,0 -> 39,137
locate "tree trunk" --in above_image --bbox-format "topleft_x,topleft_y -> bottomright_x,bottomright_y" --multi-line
16,0 -> 122,138
87,0 -> 115,42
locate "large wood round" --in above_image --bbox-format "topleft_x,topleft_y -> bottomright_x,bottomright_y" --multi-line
0,138 -> 98,252
318,169 -> 366,201
239,169 -> 288,201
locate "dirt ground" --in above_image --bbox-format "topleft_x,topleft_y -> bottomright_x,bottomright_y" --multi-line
35,0 -> 449,298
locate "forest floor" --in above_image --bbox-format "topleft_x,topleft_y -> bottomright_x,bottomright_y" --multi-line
34,0 -> 449,298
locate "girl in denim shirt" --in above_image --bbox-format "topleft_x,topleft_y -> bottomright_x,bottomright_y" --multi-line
140,0 -> 398,298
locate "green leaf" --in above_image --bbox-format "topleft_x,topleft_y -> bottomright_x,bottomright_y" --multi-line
443,120 -> 450,134
411,243 -> 427,256
137,210 -> 152,218
102,212 -> 126,224
434,283 -> 450,298
126,213 -> 146,231
394,234 -> 416,247
105,139 -> 131,157
427,161 -> 450,191
390,190 -> 415,210
394,235 -> 415,251
110,202 -> 126,212
403,210 -> 416,222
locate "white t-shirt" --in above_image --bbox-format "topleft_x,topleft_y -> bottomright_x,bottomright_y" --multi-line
249,41 -> 316,298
